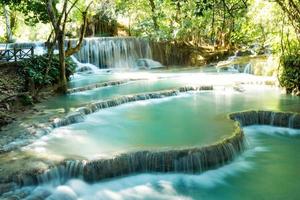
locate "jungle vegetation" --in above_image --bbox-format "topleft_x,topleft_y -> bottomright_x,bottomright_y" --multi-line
0,0 -> 299,94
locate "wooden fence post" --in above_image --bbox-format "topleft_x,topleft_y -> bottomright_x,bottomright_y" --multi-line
13,47 -> 17,62
31,47 -> 34,57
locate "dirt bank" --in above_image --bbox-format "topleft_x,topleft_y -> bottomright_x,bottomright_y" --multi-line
0,62 -> 55,130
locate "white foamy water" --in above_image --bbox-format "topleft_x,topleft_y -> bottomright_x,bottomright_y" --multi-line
16,126 -> 297,200
8,144 -> 262,200
244,125 -> 300,137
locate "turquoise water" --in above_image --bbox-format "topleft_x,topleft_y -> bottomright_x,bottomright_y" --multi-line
4,126 -> 300,200
27,86 -> 300,160
43,79 -> 182,111
1,67 -> 300,199
39,71 -> 277,113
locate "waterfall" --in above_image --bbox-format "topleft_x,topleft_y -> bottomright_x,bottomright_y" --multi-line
36,160 -> 86,186
11,160 -> 87,186
82,137 -> 244,182
70,56 -> 101,74
4,110 -> 300,190
74,37 -> 153,69
52,86 -> 213,128
229,111 -> 300,129
0,86 -> 213,154
1,38 -> 166,69
270,112 -> 276,125
243,63 -> 252,74
13,128 -> 244,186
0,41 -> 46,55
288,114 -> 297,128
1,37 -> 160,69
67,78 -> 146,94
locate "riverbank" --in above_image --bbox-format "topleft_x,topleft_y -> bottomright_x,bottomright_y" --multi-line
0,62 -> 27,129
0,62 -> 56,130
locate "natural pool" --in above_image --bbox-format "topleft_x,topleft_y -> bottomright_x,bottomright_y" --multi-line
0,64 -> 300,199
2,126 -> 300,199
26,86 -> 300,160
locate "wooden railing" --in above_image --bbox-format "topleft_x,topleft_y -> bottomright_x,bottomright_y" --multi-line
0,47 -> 34,62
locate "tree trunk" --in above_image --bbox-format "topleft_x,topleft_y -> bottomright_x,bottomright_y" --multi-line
211,0 -> 215,46
3,5 -> 13,42
148,0 -> 158,31
57,32 -> 67,93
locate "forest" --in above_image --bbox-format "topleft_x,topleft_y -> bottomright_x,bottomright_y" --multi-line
0,0 -> 299,94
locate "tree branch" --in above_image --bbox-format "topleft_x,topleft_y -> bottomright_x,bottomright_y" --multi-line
58,0 -> 69,26
65,2 -> 93,57
46,0 -> 59,32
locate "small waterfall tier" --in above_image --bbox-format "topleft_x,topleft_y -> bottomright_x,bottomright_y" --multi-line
73,37 -> 155,69
53,86 -> 214,128
229,111 -> 300,129
0,86 -> 213,154
12,128 -> 244,186
2,110 -> 300,192
67,78 -> 146,94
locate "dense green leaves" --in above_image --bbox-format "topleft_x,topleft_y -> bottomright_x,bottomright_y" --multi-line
0,0 -> 49,25
0,0 -> 299,95
115,0 -> 250,46
19,55 -> 76,89
279,48 -> 300,95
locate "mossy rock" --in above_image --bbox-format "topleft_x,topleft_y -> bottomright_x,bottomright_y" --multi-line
0,112 -> 14,128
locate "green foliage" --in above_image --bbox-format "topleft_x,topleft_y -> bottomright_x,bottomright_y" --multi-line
0,36 -> 6,43
279,47 -> 300,95
19,94 -> 34,106
116,0 -> 250,46
114,0 -> 298,51
0,0 -> 49,25
17,0 -> 49,26
19,55 -> 76,90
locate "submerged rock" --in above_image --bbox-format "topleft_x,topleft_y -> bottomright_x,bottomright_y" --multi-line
135,58 -> 164,69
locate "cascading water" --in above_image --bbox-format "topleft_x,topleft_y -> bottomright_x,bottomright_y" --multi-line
70,56 -> 101,74
288,114 -> 297,128
243,63 -> 253,74
1,40 -> 300,200
1,37 -> 164,70
0,41 -> 46,55
73,37 -> 156,69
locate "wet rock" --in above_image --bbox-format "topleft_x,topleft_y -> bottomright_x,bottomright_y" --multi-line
235,50 -> 252,57
51,112 -> 84,128
76,66 -> 93,72
0,183 -> 18,195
